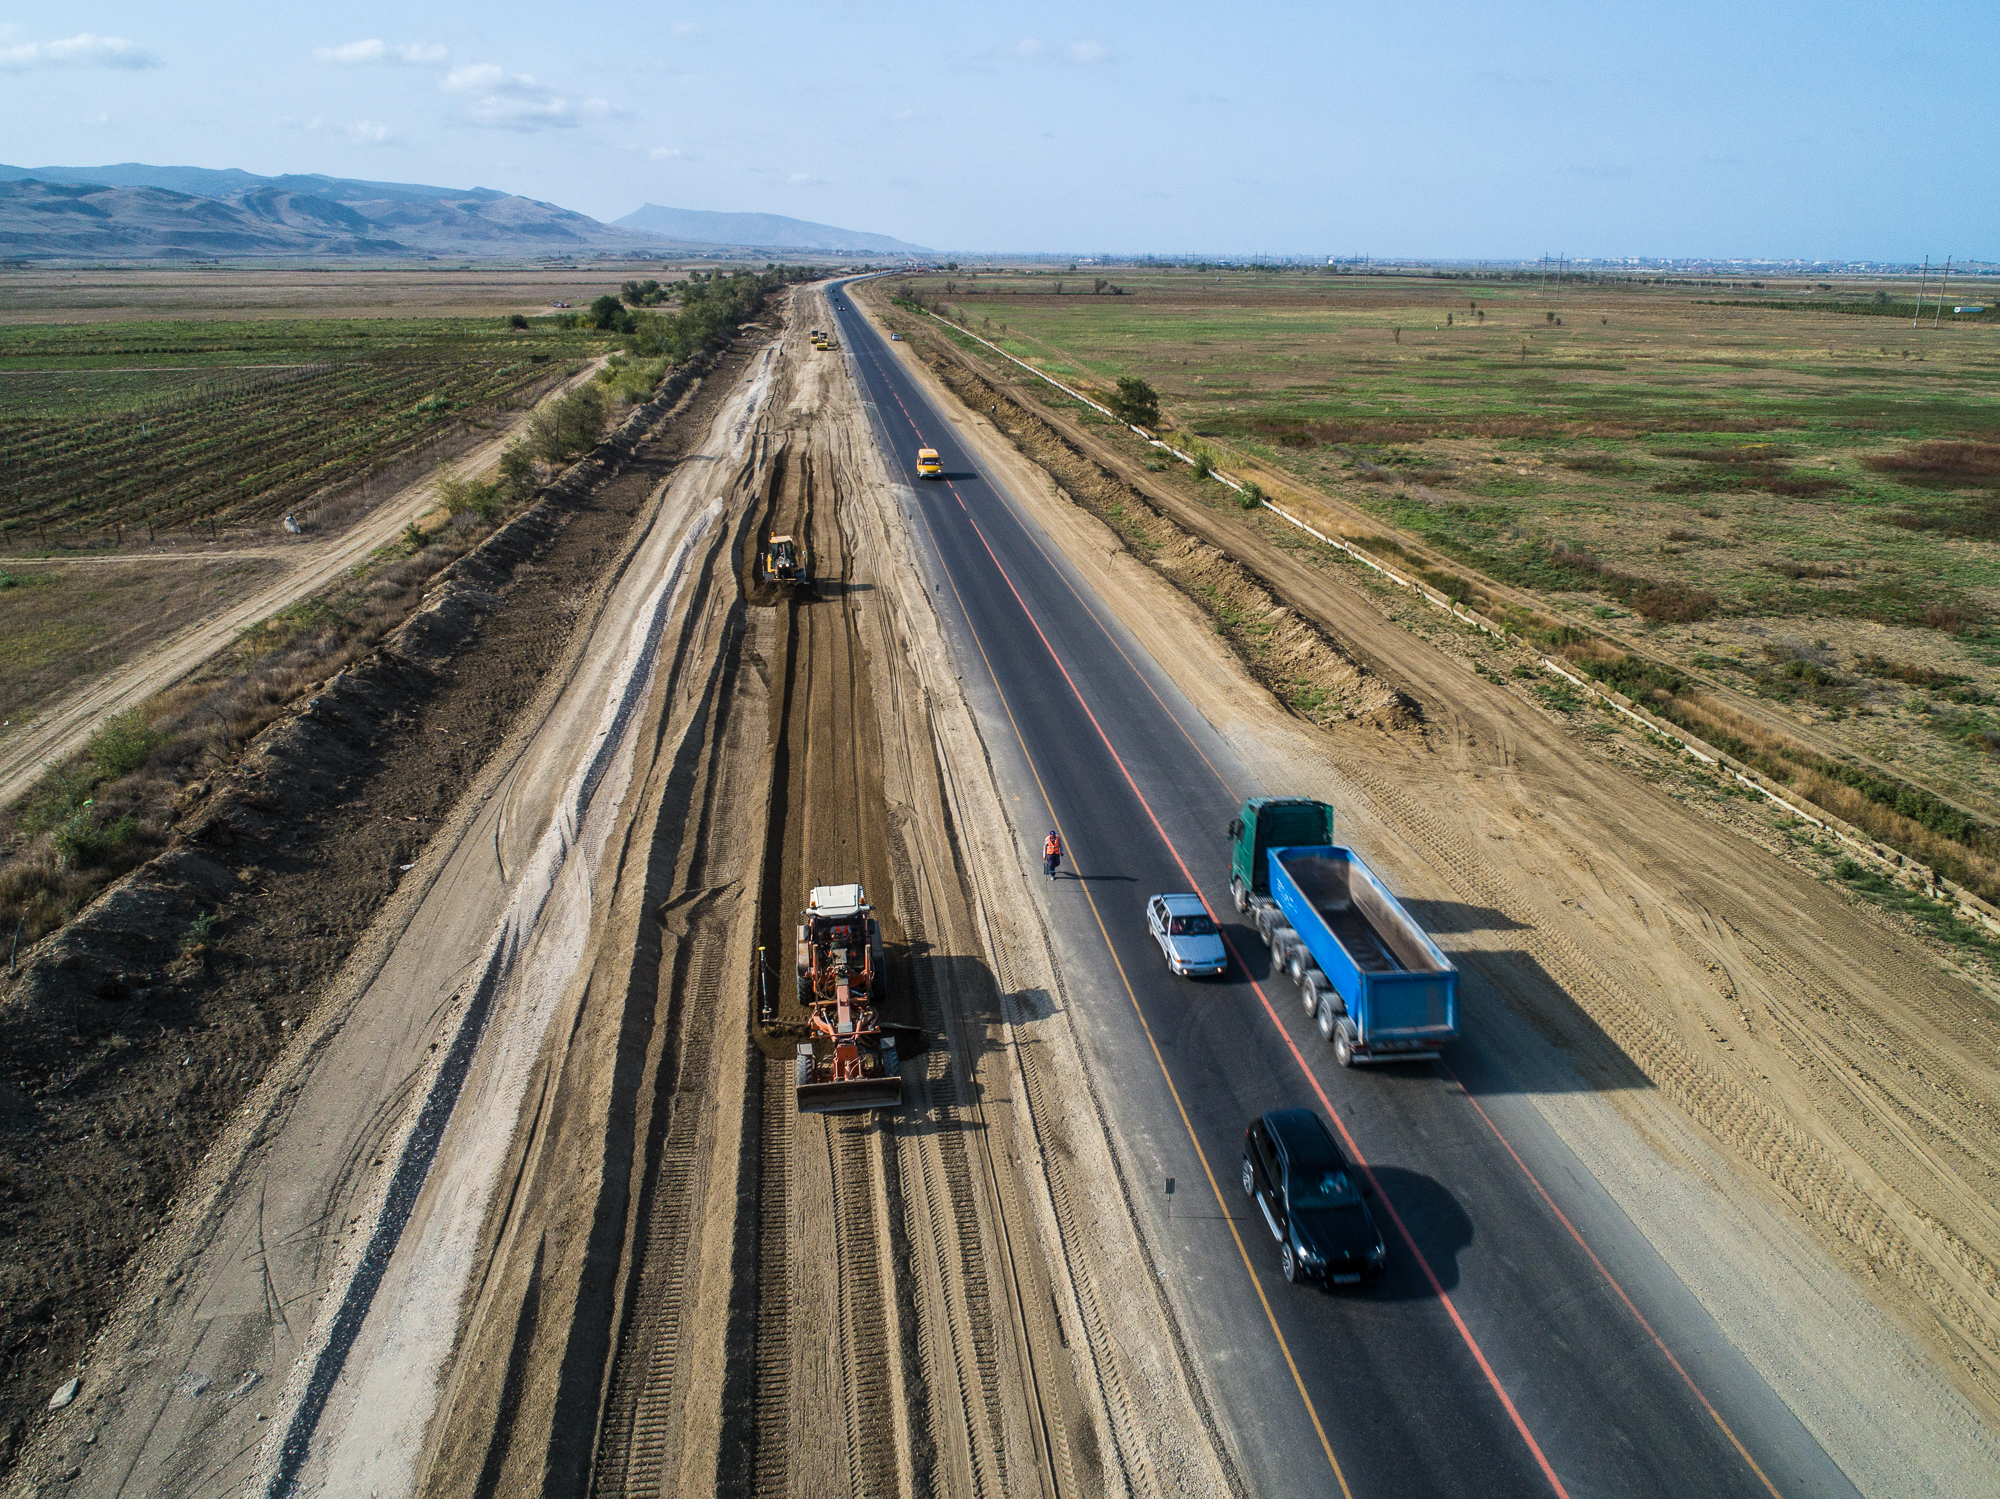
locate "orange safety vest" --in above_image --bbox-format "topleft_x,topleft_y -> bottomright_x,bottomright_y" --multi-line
1044,834 -> 1062,860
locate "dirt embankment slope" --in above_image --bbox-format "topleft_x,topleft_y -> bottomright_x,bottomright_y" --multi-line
865,279 -> 2000,1473
423,285 -> 1237,1499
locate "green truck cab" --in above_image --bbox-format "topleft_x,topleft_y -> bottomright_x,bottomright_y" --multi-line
1227,797 -> 1335,909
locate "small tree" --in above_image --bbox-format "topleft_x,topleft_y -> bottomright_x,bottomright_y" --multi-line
1107,376 -> 1160,428
508,312 -> 529,330
1237,479 -> 1265,511
589,294 -> 625,330
499,441 -> 538,499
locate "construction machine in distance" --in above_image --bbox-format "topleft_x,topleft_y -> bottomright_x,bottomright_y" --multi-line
916,448 -> 943,479
762,533 -> 812,591
795,882 -> 903,1112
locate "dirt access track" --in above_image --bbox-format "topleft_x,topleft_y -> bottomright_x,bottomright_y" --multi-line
14,284 -> 1230,1497
0,356 -> 608,810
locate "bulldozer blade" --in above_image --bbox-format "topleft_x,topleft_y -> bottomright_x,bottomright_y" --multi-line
796,1076 -> 903,1114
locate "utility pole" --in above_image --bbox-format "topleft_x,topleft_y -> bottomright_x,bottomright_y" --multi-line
1933,257 -> 1951,329
1913,256 -> 1929,328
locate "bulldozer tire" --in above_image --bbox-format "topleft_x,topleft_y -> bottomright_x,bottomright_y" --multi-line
795,1047 -> 813,1089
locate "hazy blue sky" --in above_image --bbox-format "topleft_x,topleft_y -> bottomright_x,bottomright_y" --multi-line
1,1 -> 1991,259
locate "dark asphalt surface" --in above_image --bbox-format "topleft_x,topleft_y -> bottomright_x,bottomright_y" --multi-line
830,286 -> 1861,1499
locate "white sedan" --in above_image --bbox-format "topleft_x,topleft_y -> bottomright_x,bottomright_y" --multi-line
1147,894 -> 1228,978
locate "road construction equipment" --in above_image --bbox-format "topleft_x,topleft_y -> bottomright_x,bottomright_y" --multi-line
762,533 -> 812,590
795,883 -> 902,1112
916,448 -> 943,479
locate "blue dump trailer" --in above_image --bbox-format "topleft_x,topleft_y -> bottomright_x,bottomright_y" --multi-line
1229,799 -> 1458,1066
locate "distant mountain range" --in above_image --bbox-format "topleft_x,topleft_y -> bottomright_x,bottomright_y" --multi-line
614,204 -> 929,255
0,163 -> 926,261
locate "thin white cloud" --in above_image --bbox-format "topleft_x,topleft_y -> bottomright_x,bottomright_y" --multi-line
0,33 -> 160,72
314,38 -> 446,65
442,64 -> 622,130
648,146 -> 687,160
281,115 -> 398,145
1013,37 -> 1112,65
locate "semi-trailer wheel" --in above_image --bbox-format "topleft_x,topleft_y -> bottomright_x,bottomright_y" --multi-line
1333,1025 -> 1355,1067
1317,995 -> 1338,1039
1302,970 -> 1326,1017
1287,947 -> 1308,984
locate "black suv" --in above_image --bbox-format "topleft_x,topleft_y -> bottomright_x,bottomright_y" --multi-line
1242,1108 -> 1387,1286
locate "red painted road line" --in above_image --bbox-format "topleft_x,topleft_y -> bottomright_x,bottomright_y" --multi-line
937,478 -> 1575,1499
925,539 -> 1358,1499
1439,1063 -> 1785,1499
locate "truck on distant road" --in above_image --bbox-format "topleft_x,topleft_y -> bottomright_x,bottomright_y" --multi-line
1229,797 -> 1458,1065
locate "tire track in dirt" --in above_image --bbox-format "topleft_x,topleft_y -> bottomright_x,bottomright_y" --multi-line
594,933 -> 727,1499
747,1059 -> 794,1498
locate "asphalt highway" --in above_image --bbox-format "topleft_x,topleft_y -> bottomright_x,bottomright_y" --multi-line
830,287 -> 1862,1499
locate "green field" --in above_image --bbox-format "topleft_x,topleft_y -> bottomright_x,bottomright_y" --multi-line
903,269 -> 2000,630
894,267 -> 2000,822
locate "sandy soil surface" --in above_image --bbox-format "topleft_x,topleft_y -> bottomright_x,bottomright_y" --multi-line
425,284 -> 1235,1498
0,357 -> 607,808
865,283 -> 2000,1493
0,556 -> 284,725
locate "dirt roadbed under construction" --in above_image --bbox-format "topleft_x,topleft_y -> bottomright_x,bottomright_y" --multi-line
422,286 -> 1231,1498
